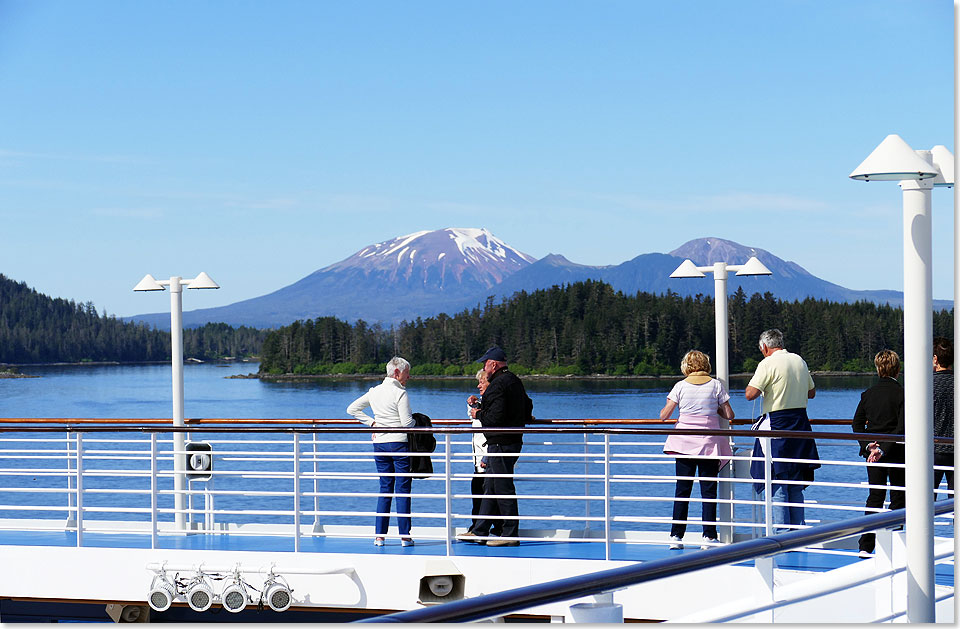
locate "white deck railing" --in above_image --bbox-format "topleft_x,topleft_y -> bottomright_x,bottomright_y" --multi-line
0,420 -> 953,560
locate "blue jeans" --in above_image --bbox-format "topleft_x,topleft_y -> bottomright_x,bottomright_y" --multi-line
373,442 -> 411,536
771,482 -> 805,531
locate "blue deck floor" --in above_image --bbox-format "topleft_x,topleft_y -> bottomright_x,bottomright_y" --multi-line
0,529 -> 953,586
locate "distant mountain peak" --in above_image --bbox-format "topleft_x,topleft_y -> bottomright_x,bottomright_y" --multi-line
669,237 -> 768,266
323,227 -> 535,289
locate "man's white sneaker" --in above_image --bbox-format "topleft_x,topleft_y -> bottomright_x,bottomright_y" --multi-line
669,535 -> 684,549
701,536 -> 719,549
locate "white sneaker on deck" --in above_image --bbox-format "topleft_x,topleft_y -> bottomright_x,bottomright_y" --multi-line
701,536 -> 719,549
669,535 -> 684,550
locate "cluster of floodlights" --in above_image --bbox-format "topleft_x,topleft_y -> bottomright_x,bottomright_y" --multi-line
148,566 -> 293,614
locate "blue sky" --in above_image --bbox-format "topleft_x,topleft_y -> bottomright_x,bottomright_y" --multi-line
0,1 -> 954,318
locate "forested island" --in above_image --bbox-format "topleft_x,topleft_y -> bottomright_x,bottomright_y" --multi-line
2,272 -> 952,376
0,274 -> 266,364
258,280 -> 953,377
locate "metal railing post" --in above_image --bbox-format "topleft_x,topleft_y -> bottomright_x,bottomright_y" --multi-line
754,555 -> 775,622
604,433 -> 611,561
150,433 -> 158,549
445,433 -> 453,556
874,527 -> 894,621
293,433 -> 301,552
584,432 -> 591,533
65,432 -> 76,528
204,483 -> 213,531
762,436 -> 773,537
75,433 -> 84,548
312,431 -> 321,531
187,479 -> 194,530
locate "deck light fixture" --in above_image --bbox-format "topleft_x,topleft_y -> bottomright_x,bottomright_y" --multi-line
220,579 -> 249,613
262,573 -> 293,612
668,254 -> 771,391
668,253 -> 772,543
147,573 -> 177,612
185,574 -> 214,612
850,135 -> 953,623
134,272 -> 219,532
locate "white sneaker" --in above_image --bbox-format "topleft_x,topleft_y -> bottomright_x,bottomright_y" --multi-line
669,535 -> 684,549
701,536 -> 719,549
401,538 -> 415,547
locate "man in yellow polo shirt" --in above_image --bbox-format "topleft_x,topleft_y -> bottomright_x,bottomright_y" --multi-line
745,329 -> 820,532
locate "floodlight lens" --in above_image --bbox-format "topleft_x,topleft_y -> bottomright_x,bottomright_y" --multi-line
148,578 -> 176,612
186,581 -> 213,612
224,590 -> 245,609
265,582 -> 292,612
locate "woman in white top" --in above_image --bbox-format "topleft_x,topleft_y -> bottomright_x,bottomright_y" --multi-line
347,357 -> 416,546
659,350 -> 734,550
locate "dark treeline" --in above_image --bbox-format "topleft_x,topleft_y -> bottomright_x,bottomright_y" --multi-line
259,280 -> 953,376
0,274 -> 266,363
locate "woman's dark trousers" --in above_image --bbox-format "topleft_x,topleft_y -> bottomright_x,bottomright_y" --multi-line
671,457 -> 719,539
858,452 -> 905,553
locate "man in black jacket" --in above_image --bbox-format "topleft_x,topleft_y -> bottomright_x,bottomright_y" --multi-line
932,336 -> 954,496
852,349 -> 904,555
457,346 -> 532,547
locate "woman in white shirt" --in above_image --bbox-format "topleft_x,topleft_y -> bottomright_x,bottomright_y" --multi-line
347,357 -> 416,547
659,350 -> 734,550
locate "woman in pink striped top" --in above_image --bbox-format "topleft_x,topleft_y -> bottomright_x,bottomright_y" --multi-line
659,350 -> 735,550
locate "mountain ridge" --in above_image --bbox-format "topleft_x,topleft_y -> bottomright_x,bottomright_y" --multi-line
127,230 -> 952,329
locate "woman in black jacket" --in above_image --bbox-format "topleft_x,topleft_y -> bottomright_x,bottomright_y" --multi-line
852,349 -> 904,555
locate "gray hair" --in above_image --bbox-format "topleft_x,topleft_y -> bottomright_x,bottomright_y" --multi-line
386,356 -> 411,376
475,369 -> 486,381
759,329 -> 784,351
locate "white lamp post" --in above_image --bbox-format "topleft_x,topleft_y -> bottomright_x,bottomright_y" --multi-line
669,254 -> 772,542
134,272 -> 219,531
850,134 -> 953,623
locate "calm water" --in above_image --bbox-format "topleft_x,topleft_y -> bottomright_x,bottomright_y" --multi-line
0,361 -> 873,422
2,363 -> 942,537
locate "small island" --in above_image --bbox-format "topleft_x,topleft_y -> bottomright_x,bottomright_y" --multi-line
0,366 -> 38,379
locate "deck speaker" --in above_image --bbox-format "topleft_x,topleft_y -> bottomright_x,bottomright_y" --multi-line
418,560 -> 465,605
185,441 -> 213,481
105,603 -> 149,623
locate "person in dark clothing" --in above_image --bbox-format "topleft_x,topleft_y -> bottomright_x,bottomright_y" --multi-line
933,336 -> 954,497
466,369 -> 501,536
852,349 -> 904,555
457,346 -> 532,547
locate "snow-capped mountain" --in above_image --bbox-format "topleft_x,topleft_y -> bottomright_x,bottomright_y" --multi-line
323,228 -> 536,290
130,228 -> 537,328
